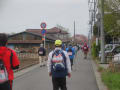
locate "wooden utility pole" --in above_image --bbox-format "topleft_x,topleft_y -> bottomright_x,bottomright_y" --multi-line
74,21 -> 76,43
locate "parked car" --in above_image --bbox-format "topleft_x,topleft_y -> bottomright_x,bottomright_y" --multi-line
106,45 -> 120,57
99,44 -> 120,58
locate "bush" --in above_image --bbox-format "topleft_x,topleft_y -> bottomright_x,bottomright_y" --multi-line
92,41 -> 100,58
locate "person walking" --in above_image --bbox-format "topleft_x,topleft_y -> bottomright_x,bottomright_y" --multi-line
38,44 -> 46,67
82,43 -> 89,59
66,44 -> 75,70
47,40 -> 71,90
0,33 -> 20,90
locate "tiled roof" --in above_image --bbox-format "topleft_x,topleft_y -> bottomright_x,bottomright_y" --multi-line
26,27 -> 69,34
47,27 -> 69,34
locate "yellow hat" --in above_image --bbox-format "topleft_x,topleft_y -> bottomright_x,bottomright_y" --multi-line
55,40 -> 62,46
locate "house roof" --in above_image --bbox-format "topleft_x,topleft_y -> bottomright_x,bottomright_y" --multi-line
47,27 -> 69,34
26,27 -> 69,34
8,27 -> 70,44
8,31 -> 56,41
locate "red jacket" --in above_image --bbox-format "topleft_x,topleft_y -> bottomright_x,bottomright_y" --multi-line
82,45 -> 89,52
0,47 -> 20,81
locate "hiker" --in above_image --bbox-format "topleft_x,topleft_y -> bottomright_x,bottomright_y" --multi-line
38,44 -> 46,67
0,33 -> 20,90
47,40 -> 71,90
82,43 -> 89,59
66,44 -> 75,70
61,43 -> 65,50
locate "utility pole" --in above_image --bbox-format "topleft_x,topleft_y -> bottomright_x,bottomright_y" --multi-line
100,0 -> 105,63
88,0 -> 97,37
74,21 -> 76,43
93,0 -> 96,23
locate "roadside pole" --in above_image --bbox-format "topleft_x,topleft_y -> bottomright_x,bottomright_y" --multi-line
44,35 -> 46,48
100,0 -> 105,63
40,22 -> 47,49
74,21 -> 76,44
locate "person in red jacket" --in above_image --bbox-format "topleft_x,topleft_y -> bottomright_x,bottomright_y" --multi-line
0,33 -> 20,90
82,43 -> 89,59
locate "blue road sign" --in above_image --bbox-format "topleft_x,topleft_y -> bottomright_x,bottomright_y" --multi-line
41,29 -> 46,35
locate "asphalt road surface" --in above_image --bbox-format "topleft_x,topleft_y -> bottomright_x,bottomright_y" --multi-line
13,51 -> 99,90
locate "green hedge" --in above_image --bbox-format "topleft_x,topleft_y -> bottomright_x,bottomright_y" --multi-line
91,41 -> 100,58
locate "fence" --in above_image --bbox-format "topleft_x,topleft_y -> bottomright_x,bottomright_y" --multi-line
106,55 -> 120,72
17,53 -> 39,60
106,56 -> 120,63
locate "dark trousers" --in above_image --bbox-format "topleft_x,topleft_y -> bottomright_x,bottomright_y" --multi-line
52,77 -> 67,90
70,59 -> 73,69
0,81 -> 12,90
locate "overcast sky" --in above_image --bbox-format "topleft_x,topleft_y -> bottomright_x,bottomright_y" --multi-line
0,0 -> 89,36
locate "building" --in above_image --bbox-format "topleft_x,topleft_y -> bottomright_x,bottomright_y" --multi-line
8,27 -> 70,52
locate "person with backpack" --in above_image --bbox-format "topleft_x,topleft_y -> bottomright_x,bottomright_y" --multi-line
38,44 -> 46,67
47,40 -> 71,90
66,44 -> 75,70
82,43 -> 89,59
0,33 -> 20,90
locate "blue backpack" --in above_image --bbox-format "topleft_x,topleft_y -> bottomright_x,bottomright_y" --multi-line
51,50 -> 66,72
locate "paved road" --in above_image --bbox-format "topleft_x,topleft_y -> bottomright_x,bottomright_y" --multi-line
13,51 -> 99,90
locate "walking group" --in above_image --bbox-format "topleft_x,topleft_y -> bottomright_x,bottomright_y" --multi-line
38,39 -> 79,90
0,33 -> 88,90
47,40 -> 80,90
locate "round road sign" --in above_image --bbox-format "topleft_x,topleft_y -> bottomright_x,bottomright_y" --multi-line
40,22 -> 47,28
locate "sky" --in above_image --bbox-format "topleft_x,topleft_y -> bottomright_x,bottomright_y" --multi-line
0,0 -> 89,36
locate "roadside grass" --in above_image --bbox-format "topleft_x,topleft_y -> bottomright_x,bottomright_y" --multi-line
98,66 -> 104,72
101,71 -> 120,90
92,53 -> 120,90
94,58 -> 120,90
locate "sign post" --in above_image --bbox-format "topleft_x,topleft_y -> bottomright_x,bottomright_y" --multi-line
40,22 -> 47,48
44,35 -> 46,48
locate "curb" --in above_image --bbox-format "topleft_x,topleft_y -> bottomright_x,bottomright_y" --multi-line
91,60 -> 108,90
14,64 -> 40,78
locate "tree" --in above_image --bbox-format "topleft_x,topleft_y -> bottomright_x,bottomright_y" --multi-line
102,0 -> 120,43
105,0 -> 120,12
104,13 -> 120,36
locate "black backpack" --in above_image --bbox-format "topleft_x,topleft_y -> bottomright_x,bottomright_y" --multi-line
38,47 -> 45,56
